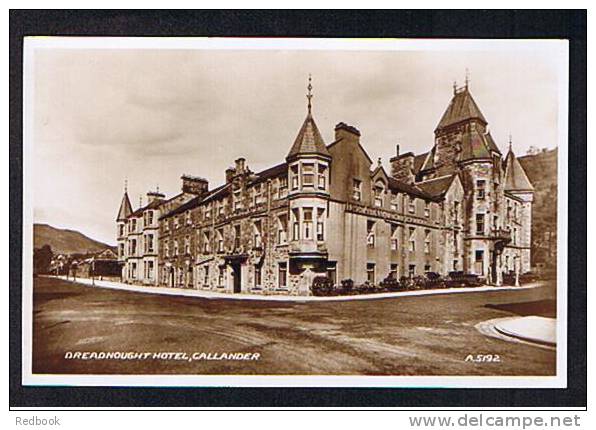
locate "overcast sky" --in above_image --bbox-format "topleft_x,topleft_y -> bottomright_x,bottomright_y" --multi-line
31,46 -> 562,245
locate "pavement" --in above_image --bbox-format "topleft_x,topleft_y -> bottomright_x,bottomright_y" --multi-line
50,275 -> 541,302
494,316 -> 557,346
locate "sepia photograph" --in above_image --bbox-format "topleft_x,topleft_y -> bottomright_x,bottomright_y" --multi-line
21,37 -> 568,388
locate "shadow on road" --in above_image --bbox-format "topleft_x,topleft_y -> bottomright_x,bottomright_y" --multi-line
485,299 -> 556,318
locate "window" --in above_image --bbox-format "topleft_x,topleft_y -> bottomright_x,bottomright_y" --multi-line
454,231 -> 459,253
316,208 -> 325,241
409,227 -> 416,252
424,264 -> 431,273
233,189 -> 243,212
318,164 -> 327,190
373,181 -> 384,207
453,260 -> 458,271
291,165 -> 299,190
131,219 -> 137,232
424,201 -> 431,218
408,264 -> 416,278
302,163 -> 315,187
303,208 -> 313,239
118,224 -> 125,237
352,179 -> 362,201
173,240 -> 179,256
454,201 -> 460,223
476,180 -> 486,199
234,225 -> 241,250
389,263 -> 398,279
366,263 -> 375,284
217,201 -> 224,216
203,232 -> 211,253
367,220 -> 376,248
164,240 -> 169,257
217,229 -> 224,253
205,204 -> 212,219
118,243 -> 124,258
292,209 -> 300,240
147,261 -> 154,280
277,215 -> 288,244
278,262 -> 287,288
390,224 -> 398,251
279,177 -> 288,198
254,265 -> 262,287
476,213 -> 485,235
253,221 -> 262,249
390,194 -> 398,211
185,236 -> 191,254
146,234 -> 154,253
408,197 -> 416,214
174,216 -> 179,229
424,229 -> 431,254
131,239 -> 137,256
186,211 -> 191,225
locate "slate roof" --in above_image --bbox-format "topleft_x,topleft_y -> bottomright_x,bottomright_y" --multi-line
504,149 -> 534,192
129,198 -> 165,217
251,162 -> 287,185
286,113 -> 331,160
116,192 -> 133,221
416,175 -> 456,199
387,177 -> 435,201
436,87 -> 487,130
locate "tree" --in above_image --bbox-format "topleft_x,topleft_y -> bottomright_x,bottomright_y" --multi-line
33,245 -> 53,275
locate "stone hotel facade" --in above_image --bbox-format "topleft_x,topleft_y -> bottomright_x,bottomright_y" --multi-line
116,80 -> 534,295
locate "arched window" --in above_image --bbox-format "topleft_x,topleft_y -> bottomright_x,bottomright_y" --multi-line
373,179 -> 385,208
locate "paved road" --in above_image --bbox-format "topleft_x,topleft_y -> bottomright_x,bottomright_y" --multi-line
32,277 -> 556,376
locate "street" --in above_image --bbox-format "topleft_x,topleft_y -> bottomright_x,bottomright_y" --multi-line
32,277 -> 556,376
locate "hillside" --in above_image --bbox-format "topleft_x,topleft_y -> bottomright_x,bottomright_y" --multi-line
518,148 -> 558,267
34,223 -> 115,255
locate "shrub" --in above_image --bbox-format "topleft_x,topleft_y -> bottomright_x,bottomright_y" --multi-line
312,276 -> 334,296
340,278 -> 354,295
380,276 -> 401,292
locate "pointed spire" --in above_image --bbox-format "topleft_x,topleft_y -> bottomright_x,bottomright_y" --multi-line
116,183 -> 133,221
504,140 -> 534,192
306,74 -> 313,115
465,68 -> 470,89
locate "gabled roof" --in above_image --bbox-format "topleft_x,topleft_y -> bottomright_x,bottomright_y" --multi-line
286,113 -> 330,160
504,149 -> 534,192
416,174 -> 457,199
436,87 -> 487,131
116,192 -> 132,221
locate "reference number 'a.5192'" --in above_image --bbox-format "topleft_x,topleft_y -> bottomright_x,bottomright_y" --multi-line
465,354 -> 502,363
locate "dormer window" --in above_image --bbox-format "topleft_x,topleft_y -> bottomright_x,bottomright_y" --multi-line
302,163 -> 315,188
424,201 -> 431,218
373,180 -> 385,208
408,197 -> 416,214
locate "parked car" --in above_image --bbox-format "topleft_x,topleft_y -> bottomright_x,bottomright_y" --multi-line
424,272 -> 446,289
445,271 -> 481,288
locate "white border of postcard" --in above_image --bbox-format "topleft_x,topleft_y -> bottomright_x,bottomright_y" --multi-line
21,37 -> 569,388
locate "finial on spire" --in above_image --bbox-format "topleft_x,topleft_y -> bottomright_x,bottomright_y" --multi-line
156,184 -> 160,194
377,157 -> 382,168
306,74 -> 313,115
124,178 -> 128,193
139,195 -> 142,208
508,133 -> 513,151
453,80 -> 457,94
465,68 -> 470,89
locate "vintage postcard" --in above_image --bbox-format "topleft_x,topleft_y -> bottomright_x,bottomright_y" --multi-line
22,37 -> 568,388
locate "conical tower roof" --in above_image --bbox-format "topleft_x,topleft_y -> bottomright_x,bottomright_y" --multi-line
286,75 -> 331,161
436,86 -> 487,131
116,190 -> 133,221
286,112 -> 330,160
504,147 -> 534,192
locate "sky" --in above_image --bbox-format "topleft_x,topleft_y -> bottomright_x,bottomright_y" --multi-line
30,44 -> 563,245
